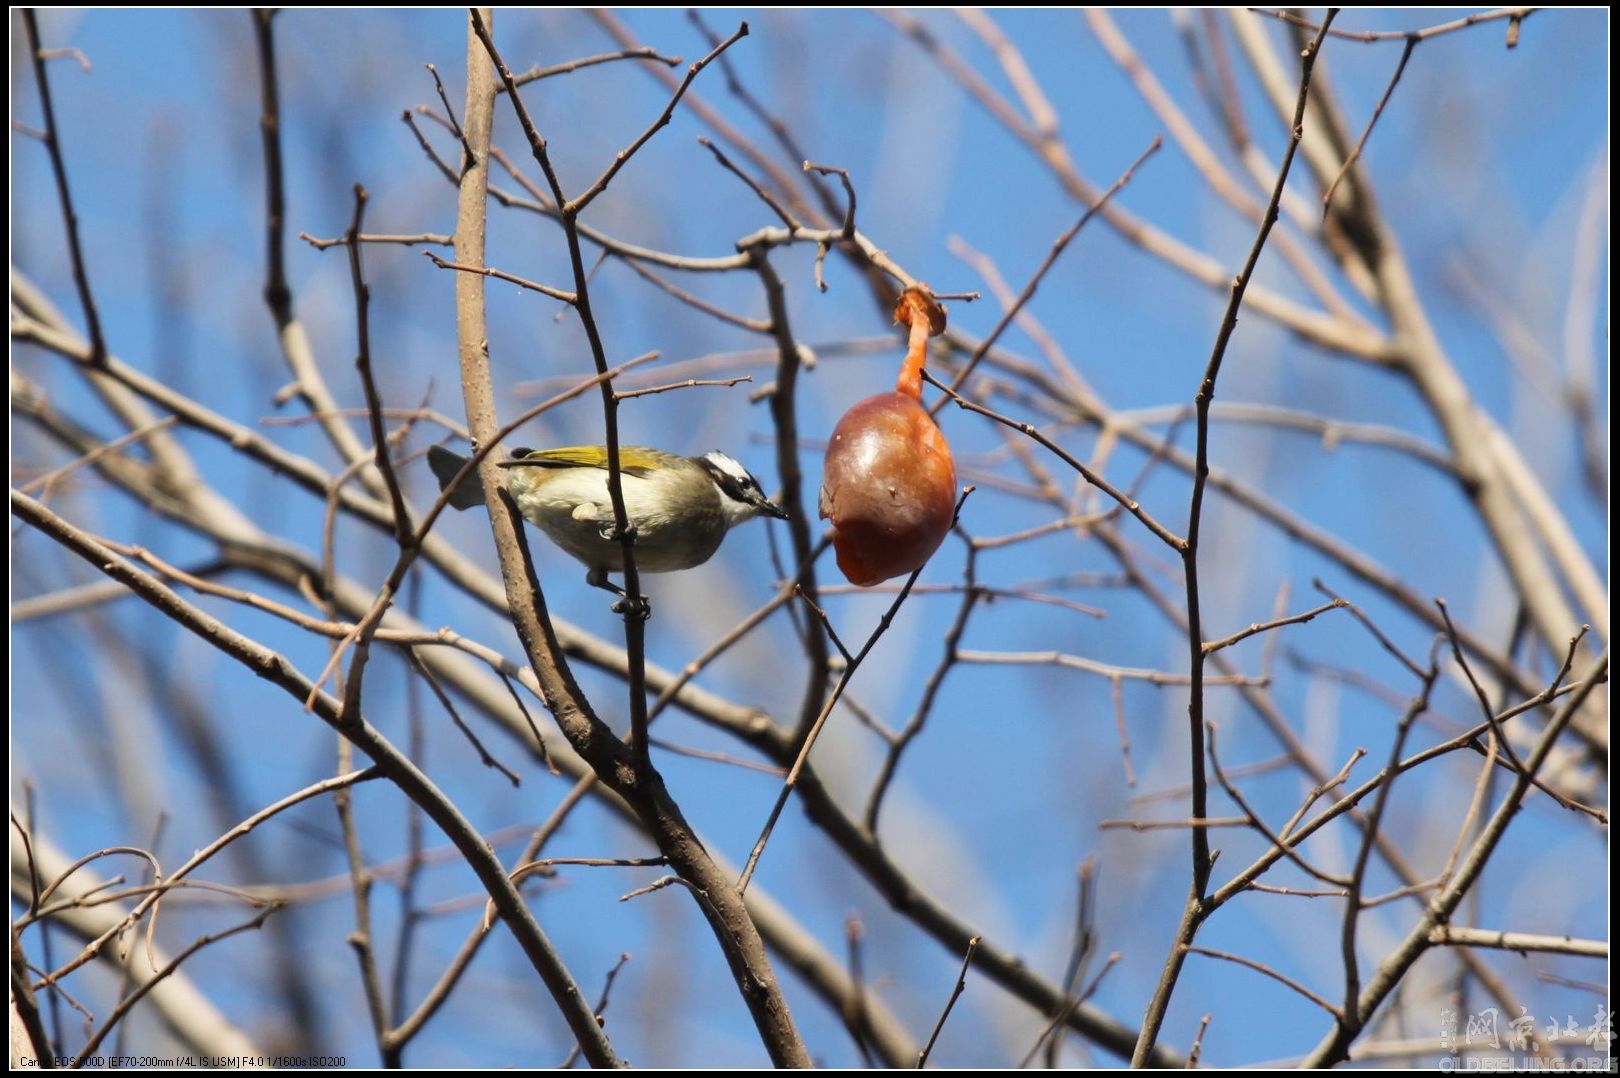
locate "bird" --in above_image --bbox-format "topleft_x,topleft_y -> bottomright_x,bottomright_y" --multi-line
428,443 -> 787,614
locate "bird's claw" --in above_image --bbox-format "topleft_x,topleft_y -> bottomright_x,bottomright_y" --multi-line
611,594 -> 652,621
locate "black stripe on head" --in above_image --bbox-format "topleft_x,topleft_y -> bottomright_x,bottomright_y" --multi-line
697,452 -> 765,504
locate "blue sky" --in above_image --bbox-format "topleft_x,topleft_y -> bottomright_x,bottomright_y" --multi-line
12,8 -> 1609,1068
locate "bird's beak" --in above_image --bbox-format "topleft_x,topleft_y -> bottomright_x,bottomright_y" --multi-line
762,499 -> 791,521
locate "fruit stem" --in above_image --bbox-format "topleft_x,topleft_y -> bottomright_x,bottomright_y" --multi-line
896,315 -> 929,399
893,286 -> 946,400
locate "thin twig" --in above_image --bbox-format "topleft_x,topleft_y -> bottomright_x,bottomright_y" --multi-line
566,22 -> 750,215
938,137 -> 1162,401
613,375 -> 751,400
1208,722 -> 1350,888
1202,599 -> 1348,654
956,649 -> 1266,687
346,185 -> 412,545
72,906 -> 282,1064
1133,14 -> 1338,1064
616,254 -> 770,333
18,416 -> 179,498
1321,37 -> 1417,218
1186,1014 -> 1212,1068
423,62 -> 474,170
22,10 -> 105,366
925,370 -> 1183,550
1303,648 -> 1608,1065
750,252 -> 831,743
559,954 -> 633,1068
1313,580 -> 1425,679
300,230 -> 452,250
865,530 -> 979,834
804,160 -> 855,238
404,650 -> 520,785
916,936 -> 979,1067
1435,599 -> 1533,779
1251,7 -> 1535,44
500,671 -> 556,774
1182,945 -> 1341,1017
507,47 -> 681,89
700,136 -> 799,230
422,250 -> 575,303
842,917 -> 877,1068
738,488 -> 975,893
1022,861 -> 1100,1067
38,45 -> 92,71
1098,816 -> 1252,832
1338,646 -> 1440,1024
470,8 -> 651,747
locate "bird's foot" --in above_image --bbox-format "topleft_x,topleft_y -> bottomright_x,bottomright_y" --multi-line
587,567 -> 650,619
611,593 -> 652,621
597,522 -> 639,544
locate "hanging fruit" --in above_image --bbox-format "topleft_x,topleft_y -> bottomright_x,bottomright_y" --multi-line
819,286 -> 958,586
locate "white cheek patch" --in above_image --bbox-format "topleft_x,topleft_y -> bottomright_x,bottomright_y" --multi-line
716,492 -> 761,528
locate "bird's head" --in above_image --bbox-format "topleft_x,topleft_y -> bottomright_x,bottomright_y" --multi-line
697,451 -> 790,525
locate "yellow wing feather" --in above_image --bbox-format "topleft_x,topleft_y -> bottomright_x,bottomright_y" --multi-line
504,446 -> 669,477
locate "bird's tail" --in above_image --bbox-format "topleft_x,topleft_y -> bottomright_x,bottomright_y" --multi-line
428,445 -> 487,510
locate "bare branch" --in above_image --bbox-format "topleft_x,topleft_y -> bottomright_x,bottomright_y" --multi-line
938,136 -> 1162,399
299,230 -> 453,250
566,22 -> 750,215
1321,37 -> 1417,218
916,936 -> 979,1067
22,10 -> 105,366
1304,649 -> 1608,1065
1134,14 -> 1338,1063
507,47 -> 680,89
738,488 -> 974,893
422,249 -> 575,303
466,12 -> 808,1063
1251,7 -> 1536,44
1202,599 -> 1348,654
1182,945 -> 1341,1017
925,370 -> 1184,550
559,954 -> 633,1068
1427,927 -> 1606,958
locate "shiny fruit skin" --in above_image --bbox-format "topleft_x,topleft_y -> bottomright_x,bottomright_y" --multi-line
819,391 -> 957,586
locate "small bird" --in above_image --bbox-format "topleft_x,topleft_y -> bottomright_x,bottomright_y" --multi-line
429,444 -> 787,612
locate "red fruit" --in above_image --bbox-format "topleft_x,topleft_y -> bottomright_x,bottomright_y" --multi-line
819,288 -> 958,586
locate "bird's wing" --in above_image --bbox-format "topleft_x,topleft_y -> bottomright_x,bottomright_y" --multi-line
501,446 -> 664,478
427,445 -> 486,510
